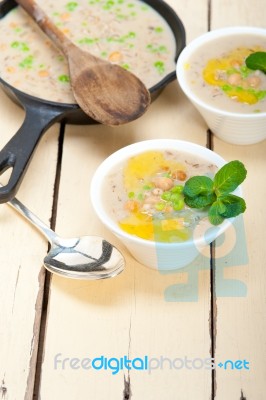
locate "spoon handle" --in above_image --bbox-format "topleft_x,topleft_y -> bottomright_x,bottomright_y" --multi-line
15,0 -> 73,55
4,189 -> 59,244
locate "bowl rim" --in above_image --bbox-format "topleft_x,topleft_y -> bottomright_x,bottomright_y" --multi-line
176,26 -> 266,118
90,139 -> 240,249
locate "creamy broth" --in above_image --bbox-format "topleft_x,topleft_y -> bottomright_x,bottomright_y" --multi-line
185,35 -> 266,113
0,0 -> 176,103
104,149 -> 218,243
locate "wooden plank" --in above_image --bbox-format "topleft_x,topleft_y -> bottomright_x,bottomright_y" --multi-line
0,88 -> 60,399
210,0 -> 266,29
210,1 -> 266,399
39,1 -> 214,399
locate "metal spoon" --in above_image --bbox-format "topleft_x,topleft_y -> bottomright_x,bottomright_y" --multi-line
15,0 -> 151,126
5,191 -> 125,280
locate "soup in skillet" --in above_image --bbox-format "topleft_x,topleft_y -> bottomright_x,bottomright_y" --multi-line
0,0 -> 177,103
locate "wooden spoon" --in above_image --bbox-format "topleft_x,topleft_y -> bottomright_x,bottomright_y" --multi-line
15,0 -> 151,126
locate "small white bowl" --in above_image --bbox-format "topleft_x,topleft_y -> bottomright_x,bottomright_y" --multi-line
176,27 -> 266,145
90,139 -> 241,271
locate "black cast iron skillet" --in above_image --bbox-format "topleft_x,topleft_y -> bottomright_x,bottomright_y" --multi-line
0,0 -> 186,203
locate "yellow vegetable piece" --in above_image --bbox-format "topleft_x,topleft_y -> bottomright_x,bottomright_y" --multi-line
119,212 -> 190,242
124,151 -> 164,191
161,218 -> 184,231
119,212 -> 154,240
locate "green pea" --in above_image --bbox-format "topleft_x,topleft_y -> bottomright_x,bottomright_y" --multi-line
158,45 -> 167,52
11,41 -> 20,49
155,202 -> 165,211
11,41 -> 29,51
78,37 -> 96,45
66,2 -> 78,12
127,31 -> 136,39
161,191 -> 171,201
141,4 -> 149,10
173,198 -> 185,211
154,61 -> 165,74
58,74 -> 70,83
256,90 -> 266,100
137,193 -> 144,201
170,185 -> 183,194
128,192 -> 135,199
143,184 -> 153,190
19,55 -> 34,68
106,0 -> 115,6
170,193 -> 181,202
239,65 -> 251,78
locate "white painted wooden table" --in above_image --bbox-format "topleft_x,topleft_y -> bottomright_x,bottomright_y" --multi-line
0,1 -> 266,399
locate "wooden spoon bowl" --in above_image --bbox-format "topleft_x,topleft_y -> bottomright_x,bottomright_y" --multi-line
15,0 -> 151,126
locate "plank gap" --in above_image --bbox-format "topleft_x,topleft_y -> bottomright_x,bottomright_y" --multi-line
32,122 -> 66,399
210,242 -> 217,400
207,128 -> 217,400
208,0 -> 212,31
123,375 -> 131,400
240,389 -> 247,400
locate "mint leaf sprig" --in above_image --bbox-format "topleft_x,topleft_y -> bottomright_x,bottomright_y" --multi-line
245,51 -> 266,75
183,160 -> 247,225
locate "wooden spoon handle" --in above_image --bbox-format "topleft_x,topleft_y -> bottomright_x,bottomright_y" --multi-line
15,0 -> 73,55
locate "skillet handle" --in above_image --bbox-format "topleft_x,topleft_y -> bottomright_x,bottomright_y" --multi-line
0,102 -> 64,203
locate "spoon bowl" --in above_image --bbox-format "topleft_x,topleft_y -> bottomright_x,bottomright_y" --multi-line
15,0 -> 151,126
4,187 -> 125,279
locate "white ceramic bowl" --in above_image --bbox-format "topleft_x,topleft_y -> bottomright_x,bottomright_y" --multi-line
90,140 -> 242,271
176,27 -> 266,145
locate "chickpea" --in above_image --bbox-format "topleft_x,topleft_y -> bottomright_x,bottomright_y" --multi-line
108,51 -> 123,62
227,73 -> 242,86
153,177 -> 174,191
230,60 -> 241,68
172,170 -> 187,181
152,188 -> 163,196
144,195 -> 160,205
164,205 -> 173,213
142,203 -> 151,211
124,200 -> 138,212
144,191 -> 152,198
246,75 -> 261,88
